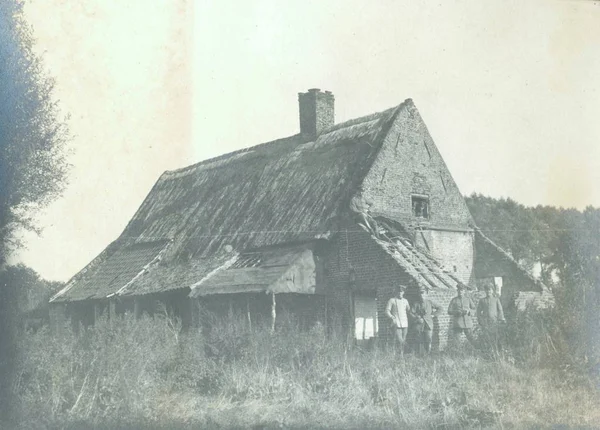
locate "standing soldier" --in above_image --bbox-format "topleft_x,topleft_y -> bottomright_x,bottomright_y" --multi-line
410,286 -> 442,354
385,285 -> 410,356
477,284 -> 506,351
447,282 -> 476,346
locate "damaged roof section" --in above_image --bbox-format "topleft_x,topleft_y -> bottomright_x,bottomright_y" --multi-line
116,253 -> 235,297
362,217 -> 463,291
50,240 -> 170,302
189,246 -> 317,297
373,235 -> 462,291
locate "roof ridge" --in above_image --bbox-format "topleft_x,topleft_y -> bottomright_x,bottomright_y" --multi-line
162,134 -> 301,178
160,98 -> 414,180
320,101 -> 410,134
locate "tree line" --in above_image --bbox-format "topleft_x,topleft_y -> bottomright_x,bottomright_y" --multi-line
466,193 -> 600,364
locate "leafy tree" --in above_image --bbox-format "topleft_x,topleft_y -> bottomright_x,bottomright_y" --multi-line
466,193 -> 545,271
551,207 -> 600,361
0,264 -> 62,314
467,193 -> 600,367
0,0 -> 70,261
0,1 -> 70,424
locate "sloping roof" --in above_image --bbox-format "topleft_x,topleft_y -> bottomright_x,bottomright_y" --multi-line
474,227 -> 548,291
120,105 -> 401,259
362,217 -> 463,291
57,101 -> 408,302
189,246 -> 316,297
373,234 -> 463,291
117,253 -> 235,297
51,240 -> 169,302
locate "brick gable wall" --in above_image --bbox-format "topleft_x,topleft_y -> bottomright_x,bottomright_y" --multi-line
358,101 -> 475,285
362,101 -> 473,228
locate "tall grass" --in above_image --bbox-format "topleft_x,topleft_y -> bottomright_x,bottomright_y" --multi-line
10,308 -> 600,429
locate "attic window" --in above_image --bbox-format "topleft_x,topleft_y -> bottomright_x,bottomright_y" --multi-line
411,196 -> 430,219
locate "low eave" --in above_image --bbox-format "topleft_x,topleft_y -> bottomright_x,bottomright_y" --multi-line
189,246 -> 317,298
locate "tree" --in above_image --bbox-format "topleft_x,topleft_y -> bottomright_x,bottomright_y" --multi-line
0,264 -> 62,313
0,0 -> 70,261
467,193 -> 600,366
0,2 -> 70,424
551,207 -> 600,361
466,193 -> 544,271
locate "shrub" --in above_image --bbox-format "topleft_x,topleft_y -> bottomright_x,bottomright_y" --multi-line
11,308 -> 600,429
14,313 -> 182,427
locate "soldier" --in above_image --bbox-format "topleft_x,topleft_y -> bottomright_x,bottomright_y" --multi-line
477,284 -> 505,351
447,282 -> 476,346
410,286 -> 442,354
350,188 -> 373,227
385,285 -> 410,356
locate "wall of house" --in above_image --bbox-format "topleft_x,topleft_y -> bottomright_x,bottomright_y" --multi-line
52,288 -> 194,334
361,101 -> 475,285
322,218 -> 458,351
415,229 -> 474,283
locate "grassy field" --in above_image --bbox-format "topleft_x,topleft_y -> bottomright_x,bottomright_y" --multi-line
9,312 -> 600,429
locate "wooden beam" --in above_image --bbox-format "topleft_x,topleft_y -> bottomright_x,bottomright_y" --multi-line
348,286 -> 355,346
246,295 -> 252,331
134,298 -> 142,319
93,302 -> 100,324
108,300 -> 116,324
324,294 -> 329,334
271,292 -> 276,334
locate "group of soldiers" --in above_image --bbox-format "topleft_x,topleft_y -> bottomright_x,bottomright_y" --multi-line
349,188 -> 507,355
385,282 -> 506,356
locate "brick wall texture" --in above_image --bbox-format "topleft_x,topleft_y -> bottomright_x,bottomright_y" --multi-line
362,102 -> 473,228
361,101 -> 475,285
298,89 -> 334,138
321,217 -> 461,351
317,101 -> 546,350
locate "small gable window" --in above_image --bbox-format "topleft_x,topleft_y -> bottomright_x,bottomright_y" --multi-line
411,195 -> 430,219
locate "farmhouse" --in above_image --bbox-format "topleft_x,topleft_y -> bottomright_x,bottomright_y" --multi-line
49,89 -> 551,350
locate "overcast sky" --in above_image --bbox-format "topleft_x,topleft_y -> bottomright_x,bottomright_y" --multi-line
14,0 -> 600,281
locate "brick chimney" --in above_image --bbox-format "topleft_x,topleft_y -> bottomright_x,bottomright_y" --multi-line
298,88 -> 334,139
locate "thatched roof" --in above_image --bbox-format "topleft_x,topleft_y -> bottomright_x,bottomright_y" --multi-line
122,105 -> 400,259
53,101 -> 408,302
51,240 -> 169,302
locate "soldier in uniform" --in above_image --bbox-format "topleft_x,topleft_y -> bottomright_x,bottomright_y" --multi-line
410,286 -> 442,354
447,282 -> 476,346
477,284 -> 506,351
385,285 -> 410,356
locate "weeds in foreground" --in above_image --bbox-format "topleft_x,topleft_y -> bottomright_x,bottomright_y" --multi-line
10,310 -> 600,429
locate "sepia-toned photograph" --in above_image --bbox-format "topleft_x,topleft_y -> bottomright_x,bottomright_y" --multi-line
1,1 -> 599,428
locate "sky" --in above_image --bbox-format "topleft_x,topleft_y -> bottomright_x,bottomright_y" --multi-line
14,0 -> 600,282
